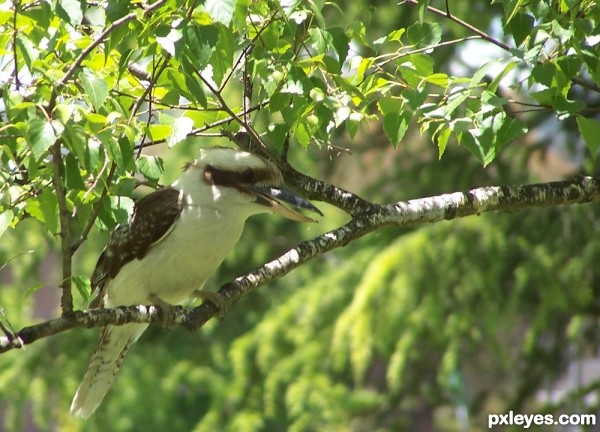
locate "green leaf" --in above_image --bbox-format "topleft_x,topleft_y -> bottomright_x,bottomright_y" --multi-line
556,55 -> 581,80
39,188 -> 59,234
156,28 -> 182,56
504,0 -> 526,25
72,275 -> 91,302
106,0 -> 130,21
460,130 -> 485,164
407,53 -> 434,77
147,124 -> 172,141
425,73 -> 448,87
551,19 -> 573,44
346,112 -> 362,140
436,126 -> 451,158
309,28 -> 331,53
293,121 -> 311,148
205,0 -> 235,25
86,112 -> 107,133
64,152 -> 86,190
401,88 -> 427,111
470,61 -> 496,88
136,155 -> 164,184
97,196 -> 134,231
327,27 -> 349,66
266,123 -> 289,153
16,34 -> 39,69
488,60 -> 517,92
57,0 -> 83,25
495,116 -> 527,156
118,136 -> 135,171
443,90 -> 469,117
213,24 -> 235,86
180,56 -> 208,107
80,69 -> 109,111
0,210 -> 14,239
576,117 -> 600,157
63,123 -> 88,164
481,90 -> 509,107
109,177 -> 133,198
418,0 -> 429,22
508,12 -> 534,46
406,22 -> 442,47
181,24 -> 219,70
99,131 -> 124,170
27,118 -> 57,159
532,62 -> 556,87
232,0 -> 249,32
378,98 -> 411,147
168,117 -> 194,147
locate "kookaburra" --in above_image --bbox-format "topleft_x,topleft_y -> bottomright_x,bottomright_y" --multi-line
70,147 -> 321,418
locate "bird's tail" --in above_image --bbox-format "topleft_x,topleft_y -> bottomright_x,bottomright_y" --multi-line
70,323 -> 148,419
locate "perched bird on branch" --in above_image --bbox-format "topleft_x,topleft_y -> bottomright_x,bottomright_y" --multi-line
70,147 -> 321,418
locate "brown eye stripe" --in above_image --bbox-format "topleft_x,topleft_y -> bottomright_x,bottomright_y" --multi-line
203,165 -> 279,188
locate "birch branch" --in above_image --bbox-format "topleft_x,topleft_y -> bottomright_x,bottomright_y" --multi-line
2,175 -> 599,353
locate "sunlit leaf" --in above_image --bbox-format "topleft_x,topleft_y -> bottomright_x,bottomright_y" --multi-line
0,210 -> 14,239
205,0 -> 235,25
80,69 -> 109,111
576,117 -> 600,157
27,118 -> 56,159
378,98 -> 411,147
57,0 -> 83,25
136,155 -> 164,185
168,116 -> 194,147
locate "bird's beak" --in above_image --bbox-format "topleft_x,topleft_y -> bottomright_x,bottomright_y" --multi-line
250,185 -> 323,222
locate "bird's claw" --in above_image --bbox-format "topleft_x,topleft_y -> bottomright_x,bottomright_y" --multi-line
192,290 -> 228,319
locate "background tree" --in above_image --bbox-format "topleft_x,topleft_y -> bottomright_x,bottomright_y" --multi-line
1,0 -> 600,431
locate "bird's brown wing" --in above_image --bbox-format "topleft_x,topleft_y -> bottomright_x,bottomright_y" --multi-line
88,187 -> 184,308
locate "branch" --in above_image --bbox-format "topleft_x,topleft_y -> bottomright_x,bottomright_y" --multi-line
49,140 -> 73,314
228,131 -> 376,216
2,175 -> 600,353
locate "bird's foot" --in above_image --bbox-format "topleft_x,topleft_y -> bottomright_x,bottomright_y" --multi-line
192,290 -> 228,319
149,294 -> 176,328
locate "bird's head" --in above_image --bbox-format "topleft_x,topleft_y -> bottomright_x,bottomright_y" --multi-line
175,147 -> 322,222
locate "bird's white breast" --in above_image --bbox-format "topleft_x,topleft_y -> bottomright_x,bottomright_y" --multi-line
104,205 -> 247,308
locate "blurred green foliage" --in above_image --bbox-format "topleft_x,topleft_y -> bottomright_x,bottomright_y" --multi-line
2,0 -> 600,430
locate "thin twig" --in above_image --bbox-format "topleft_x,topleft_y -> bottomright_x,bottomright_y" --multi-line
401,0 -> 600,94
11,0 -> 19,89
401,0 -> 511,52
376,36 -> 481,69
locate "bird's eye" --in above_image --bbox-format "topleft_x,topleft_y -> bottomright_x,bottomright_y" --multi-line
240,169 -> 255,183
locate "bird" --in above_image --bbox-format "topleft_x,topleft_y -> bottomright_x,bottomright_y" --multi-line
70,147 -> 322,419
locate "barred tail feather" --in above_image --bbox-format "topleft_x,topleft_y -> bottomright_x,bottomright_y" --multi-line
70,323 -> 148,419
